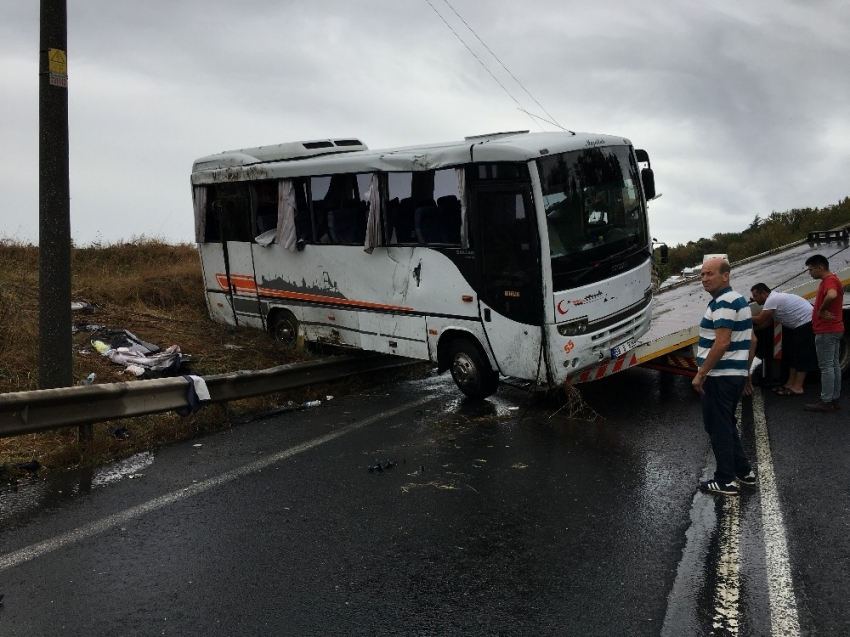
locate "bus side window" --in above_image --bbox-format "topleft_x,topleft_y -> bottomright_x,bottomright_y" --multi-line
205,202 -> 221,242
415,168 -> 462,246
387,173 -> 414,244
207,183 -> 252,242
326,173 -> 370,245
310,176 -> 332,243
252,180 -> 278,237
292,179 -> 310,245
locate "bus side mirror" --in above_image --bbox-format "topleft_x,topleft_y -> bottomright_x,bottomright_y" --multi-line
652,240 -> 668,265
635,149 -> 656,200
641,168 -> 656,201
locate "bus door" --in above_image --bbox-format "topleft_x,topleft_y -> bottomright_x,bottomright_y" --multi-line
472,185 -> 545,381
210,186 -> 264,328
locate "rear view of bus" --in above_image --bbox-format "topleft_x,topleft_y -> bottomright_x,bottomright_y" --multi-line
191,131 -> 657,399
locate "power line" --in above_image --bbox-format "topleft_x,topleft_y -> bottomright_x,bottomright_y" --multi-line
439,0 -> 571,133
421,0 -> 543,131
517,107 -> 568,132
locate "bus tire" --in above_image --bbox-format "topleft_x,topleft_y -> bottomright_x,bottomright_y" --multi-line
449,338 -> 499,400
270,310 -> 299,348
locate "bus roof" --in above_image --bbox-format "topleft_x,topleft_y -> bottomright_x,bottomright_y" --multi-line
191,130 -> 633,185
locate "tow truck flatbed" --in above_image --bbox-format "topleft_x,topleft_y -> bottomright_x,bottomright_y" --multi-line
567,232 -> 850,383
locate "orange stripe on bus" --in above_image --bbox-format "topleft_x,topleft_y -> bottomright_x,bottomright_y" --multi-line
257,286 -> 414,312
215,274 -> 258,293
215,273 -> 415,312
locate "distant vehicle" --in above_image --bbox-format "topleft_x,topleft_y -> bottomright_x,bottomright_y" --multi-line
191,131 -> 659,398
659,276 -> 682,289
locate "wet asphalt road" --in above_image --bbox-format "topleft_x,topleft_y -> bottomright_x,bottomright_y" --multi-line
0,368 -> 848,636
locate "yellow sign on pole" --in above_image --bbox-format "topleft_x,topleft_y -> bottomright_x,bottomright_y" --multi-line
48,48 -> 67,75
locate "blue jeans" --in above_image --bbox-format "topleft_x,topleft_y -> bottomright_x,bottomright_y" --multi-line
701,375 -> 750,484
814,332 -> 843,402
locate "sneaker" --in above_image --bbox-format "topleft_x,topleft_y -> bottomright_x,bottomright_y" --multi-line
804,400 -> 839,412
736,471 -> 757,487
699,479 -> 740,495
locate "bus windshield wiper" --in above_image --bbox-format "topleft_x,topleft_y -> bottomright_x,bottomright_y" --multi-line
569,262 -> 602,283
568,241 -> 644,283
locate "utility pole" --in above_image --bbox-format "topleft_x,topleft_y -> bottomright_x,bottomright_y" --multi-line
39,0 -> 73,390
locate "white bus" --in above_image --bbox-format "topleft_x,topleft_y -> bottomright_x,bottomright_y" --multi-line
191,130 -> 659,399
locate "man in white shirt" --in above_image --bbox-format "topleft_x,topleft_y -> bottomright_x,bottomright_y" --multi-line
750,283 -> 817,396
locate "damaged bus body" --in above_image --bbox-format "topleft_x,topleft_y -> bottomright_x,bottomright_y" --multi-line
191,131 -> 658,398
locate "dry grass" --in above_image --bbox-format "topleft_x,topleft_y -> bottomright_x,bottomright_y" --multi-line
0,237 -> 340,474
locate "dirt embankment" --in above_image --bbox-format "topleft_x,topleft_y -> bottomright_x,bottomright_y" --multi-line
0,239 -> 364,474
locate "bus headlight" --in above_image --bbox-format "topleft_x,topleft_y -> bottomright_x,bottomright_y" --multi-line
557,318 -> 588,336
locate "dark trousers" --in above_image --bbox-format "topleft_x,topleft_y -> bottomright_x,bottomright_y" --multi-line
701,375 -> 751,483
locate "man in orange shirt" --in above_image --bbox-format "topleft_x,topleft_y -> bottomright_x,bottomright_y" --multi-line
804,254 -> 845,412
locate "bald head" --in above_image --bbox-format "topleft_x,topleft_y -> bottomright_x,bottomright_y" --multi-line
701,258 -> 731,296
703,257 -> 730,274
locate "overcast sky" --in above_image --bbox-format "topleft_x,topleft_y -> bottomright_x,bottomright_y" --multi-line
1,0 -> 848,247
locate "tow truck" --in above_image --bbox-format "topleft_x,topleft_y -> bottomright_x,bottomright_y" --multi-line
567,228 -> 850,383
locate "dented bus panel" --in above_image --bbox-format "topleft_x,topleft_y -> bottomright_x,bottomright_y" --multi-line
191,132 -> 658,398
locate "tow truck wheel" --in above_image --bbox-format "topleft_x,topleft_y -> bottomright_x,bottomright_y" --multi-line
270,310 -> 299,348
449,338 -> 499,400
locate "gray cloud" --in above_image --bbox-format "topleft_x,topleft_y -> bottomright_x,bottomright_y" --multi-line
1,0 -> 848,246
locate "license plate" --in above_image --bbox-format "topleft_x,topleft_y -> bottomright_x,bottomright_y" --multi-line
611,339 -> 637,359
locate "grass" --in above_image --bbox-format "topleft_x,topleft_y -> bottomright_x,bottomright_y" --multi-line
0,237 -> 360,476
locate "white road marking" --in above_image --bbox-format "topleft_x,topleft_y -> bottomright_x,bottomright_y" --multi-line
665,391 -> 800,636
0,396 -> 435,573
710,405 -> 743,636
712,476 -> 741,635
752,389 -> 801,636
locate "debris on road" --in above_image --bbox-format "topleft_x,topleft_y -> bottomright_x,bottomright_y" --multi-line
368,458 -> 397,473
108,426 -> 130,440
85,327 -> 184,377
175,375 -> 211,416
71,301 -> 95,313
76,372 -> 96,386
549,382 -> 601,421
72,323 -> 105,334
229,397 -> 327,425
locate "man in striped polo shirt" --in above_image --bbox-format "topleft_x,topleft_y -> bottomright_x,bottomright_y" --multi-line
693,258 -> 758,496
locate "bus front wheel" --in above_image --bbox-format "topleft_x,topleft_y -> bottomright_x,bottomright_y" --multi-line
270,311 -> 299,348
449,339 -> 499,400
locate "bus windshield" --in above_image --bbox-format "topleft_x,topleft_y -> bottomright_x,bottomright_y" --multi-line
537,146 -> 648,290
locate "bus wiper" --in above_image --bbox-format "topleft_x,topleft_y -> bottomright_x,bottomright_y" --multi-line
569,262 -> 601,283
600,239 -> 642,262
568,242 -> 644,283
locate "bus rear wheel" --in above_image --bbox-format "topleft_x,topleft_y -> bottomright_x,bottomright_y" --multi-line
449,338 -> 499,400
270,310 -> 299,348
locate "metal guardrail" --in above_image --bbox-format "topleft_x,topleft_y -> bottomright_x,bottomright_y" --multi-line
0,353 -> 418,439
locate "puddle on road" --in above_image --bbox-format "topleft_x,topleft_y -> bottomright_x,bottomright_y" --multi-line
0,451 -> 155,530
